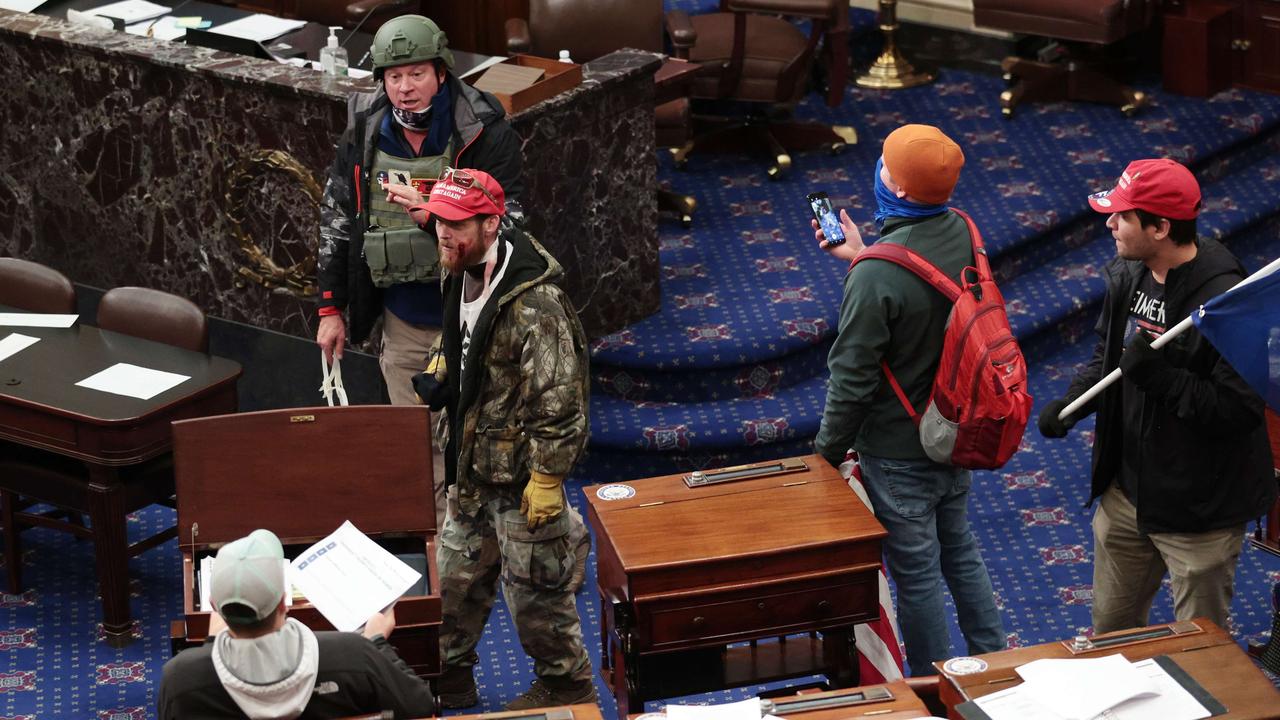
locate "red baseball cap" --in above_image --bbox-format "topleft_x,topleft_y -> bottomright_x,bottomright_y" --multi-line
1087,158 -> 1201,220
423,168 -> 506,221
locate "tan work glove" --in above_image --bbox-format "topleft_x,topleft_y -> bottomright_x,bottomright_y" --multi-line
411,350 -> 449,410
520,470 -> 565,531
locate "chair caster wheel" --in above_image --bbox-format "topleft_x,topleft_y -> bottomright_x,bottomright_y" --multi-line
829,142 -> 846,155
680,215 -> 693,229
767,154 -> 792,181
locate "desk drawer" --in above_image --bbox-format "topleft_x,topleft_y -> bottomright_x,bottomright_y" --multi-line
641,578 -> 876,652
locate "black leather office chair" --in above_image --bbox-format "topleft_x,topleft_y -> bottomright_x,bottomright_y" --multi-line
0,258 -> 75,313
972,0 -> 1155,116
666,0 -> 856,180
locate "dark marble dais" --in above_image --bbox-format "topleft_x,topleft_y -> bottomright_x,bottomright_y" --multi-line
0,10 -> 661,340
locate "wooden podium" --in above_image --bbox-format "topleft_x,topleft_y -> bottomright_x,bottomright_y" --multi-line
585,455 -> 887,717
167,406 -> 442,679
936,618 -> 1280,719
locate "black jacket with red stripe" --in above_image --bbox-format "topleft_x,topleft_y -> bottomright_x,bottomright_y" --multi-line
316,75 -> 523,344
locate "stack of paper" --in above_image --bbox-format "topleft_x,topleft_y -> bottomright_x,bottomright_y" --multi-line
0,1 -> 50,14
209,13 -> 305,43
968,654 -> 1213,720
85,0 -> 168,24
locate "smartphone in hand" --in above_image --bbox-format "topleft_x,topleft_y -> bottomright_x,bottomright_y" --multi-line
807,191 -> 846,246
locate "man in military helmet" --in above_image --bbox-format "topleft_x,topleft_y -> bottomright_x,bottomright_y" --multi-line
314,14 -> 521,525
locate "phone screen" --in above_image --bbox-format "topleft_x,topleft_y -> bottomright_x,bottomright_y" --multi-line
807,192 -> 846,245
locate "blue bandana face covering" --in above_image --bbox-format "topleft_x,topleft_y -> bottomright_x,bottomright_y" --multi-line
873,157 -> 948,227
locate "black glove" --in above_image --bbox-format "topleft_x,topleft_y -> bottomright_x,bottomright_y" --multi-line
1118,331 -> 1173,391
411,371 -> 449,411
1037,398 -> 1077,439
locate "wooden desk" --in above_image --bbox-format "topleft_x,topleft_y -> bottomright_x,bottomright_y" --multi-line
168,406 -> 442,678
449,704 -> 604,720
0,317 -> 240,646
585,455 -> 887,718
627,681 -> 930,719
936,618 -> 1280,719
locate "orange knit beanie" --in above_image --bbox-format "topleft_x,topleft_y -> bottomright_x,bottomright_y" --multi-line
882,124 -> 965,204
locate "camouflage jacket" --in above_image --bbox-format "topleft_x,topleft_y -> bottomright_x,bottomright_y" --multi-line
438,228 -> 588,510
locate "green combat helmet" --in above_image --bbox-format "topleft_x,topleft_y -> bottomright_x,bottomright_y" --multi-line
371,15 -> 455,79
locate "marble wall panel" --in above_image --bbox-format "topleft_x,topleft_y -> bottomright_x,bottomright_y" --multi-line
0,10 -> 661,341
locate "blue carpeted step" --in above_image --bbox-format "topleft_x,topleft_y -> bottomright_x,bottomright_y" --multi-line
591,78 -> 1280,399
590,374 -> 827,451
592,337 -> 830,402
585,62 -> 1280,471
1005,149 -> 1280,352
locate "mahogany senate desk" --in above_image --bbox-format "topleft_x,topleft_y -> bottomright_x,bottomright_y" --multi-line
0,315 -> 241,646
627,681 -> 932,719
585,455 -> 887,718
936,618 -> 1280,719
168,406 -> 442,678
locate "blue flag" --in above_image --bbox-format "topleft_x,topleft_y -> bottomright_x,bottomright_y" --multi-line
1191,258 -> 1280,411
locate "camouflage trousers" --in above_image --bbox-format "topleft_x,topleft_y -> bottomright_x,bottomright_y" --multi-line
438,482 -> 592,682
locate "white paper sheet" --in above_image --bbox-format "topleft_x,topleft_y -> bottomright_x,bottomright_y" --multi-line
288,521 -> 421,633
972,655 -> 1211,720
1016,654 -> 1157,720
972,686 -> 1072,720
0,333 -> 39,363
666,698 -> 762,720
209,13 -> 304,42
126,16 -> 186,41
1099,659 -> 1211,720
0,312 -> 77,327
85,0 -> 169,24
75,362 -> 190,400
0,0 -> 48,12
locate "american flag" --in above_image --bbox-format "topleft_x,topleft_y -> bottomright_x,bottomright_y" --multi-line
838,452 -> 905,684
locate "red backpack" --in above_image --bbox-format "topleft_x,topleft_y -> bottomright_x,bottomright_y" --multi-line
849,209 -> 1032,469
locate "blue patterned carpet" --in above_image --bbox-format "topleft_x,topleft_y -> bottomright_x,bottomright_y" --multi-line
4,7 -> 1280,718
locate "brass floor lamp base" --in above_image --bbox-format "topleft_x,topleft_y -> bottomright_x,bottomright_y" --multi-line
856,48 -> 935,90
855,0 -> 935,90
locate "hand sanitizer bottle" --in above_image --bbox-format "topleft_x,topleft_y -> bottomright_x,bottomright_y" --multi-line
558,49 -> 573,64
321,26 -> 348,76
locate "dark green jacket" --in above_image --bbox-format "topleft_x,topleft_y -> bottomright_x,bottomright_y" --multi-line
815,211 -> 975,464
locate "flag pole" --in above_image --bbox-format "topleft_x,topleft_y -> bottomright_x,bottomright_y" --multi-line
1058,254 -> 1280,422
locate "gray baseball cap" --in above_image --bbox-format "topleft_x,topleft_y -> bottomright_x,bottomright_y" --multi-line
210,529 -> 286,626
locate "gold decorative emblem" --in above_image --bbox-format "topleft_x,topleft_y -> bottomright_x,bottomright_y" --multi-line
226,150 -> 322,297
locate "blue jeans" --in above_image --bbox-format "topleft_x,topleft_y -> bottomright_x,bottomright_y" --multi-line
860,454 -> 1006,676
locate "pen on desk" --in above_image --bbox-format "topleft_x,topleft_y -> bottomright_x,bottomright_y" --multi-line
1177,643 -> 1215,653
984,675 -> 1018,685
862,710 -> 894,716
